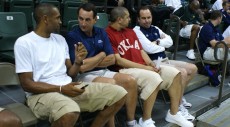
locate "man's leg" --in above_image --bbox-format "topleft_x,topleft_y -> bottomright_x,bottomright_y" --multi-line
167,73 -> 182,114
93,73 -> 138,123
90,96 -> 126,127
0,109 -> 23,127
142,86 -> 160,120
164,73 -> 194,127
52,112 -> 79,127
189,25 -> 200,50
113,73 -> 138,122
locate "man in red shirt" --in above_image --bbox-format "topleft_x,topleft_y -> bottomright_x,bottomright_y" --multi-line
106,6 -> 194,127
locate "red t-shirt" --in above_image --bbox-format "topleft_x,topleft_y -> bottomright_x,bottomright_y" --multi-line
106,26 -> 146,70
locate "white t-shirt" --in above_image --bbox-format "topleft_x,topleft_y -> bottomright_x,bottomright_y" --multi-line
14,31 -> 72,89
212,0 -> 223,10
164,0 -> 182,12
223,26 -> 230,38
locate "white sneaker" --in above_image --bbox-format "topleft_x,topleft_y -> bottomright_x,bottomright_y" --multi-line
186,49 -> 195,60
139,118 -> 156,127
126,120 -> 141,127
179,105 -> 195,121
165,110 -> 194,127
182,97 -> 192,109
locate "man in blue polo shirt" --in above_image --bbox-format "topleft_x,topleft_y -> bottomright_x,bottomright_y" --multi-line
65,3 -> 162,127
199,10 -> 230,61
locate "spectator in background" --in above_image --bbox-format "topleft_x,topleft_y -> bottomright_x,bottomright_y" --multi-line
220,1 -> 230,31
198,0 -> 212,20
65,3 -> 142,127
199,10 -> 230,61
133,6 -> 197,121
141,0 -> 173,28
0,107 -> 23,127
14,3 -> 127,127
106,6 -> 194,127
107,0 -> 124,6
174,0 -> 205,60
212,0 -> 228,10
164,0 -> 182,12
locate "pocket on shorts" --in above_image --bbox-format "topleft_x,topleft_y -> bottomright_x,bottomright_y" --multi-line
28,94 -> 50,119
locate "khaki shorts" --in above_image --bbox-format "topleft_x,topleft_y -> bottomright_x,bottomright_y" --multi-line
0,107 -> 4,112
119,68 -> 162,100
77,69 -> 117,82
27,82 -> 127,122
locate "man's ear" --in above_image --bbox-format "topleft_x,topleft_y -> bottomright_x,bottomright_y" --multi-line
43,15 -> 48,24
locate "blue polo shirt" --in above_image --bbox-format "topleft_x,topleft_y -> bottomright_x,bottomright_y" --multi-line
66,26 -> 114,71
139,25 -> 166,60
198,21 -> 224,57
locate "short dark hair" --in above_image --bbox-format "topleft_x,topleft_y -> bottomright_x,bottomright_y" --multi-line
137,6 -> 152,18
222,1 -> 229,7
210,10 -> 222,20
110,6 -> 128,22
77,3 -> 97,18
34,3 -> 56,24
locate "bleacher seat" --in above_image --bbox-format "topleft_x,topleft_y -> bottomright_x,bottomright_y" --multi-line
88,0 -> 107,13
67,19 -> 78,31
95,12 -> 109,29
9,0 -> 34,28
62,0 -> 82,26
0,12 -> 28,63
39,0 -> 61,10
0,1 -> 4,12
0,62 -> 38,126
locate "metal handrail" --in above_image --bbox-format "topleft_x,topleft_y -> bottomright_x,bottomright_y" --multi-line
214,41 -> 229,107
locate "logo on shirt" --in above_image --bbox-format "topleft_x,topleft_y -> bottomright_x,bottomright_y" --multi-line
117,39 -> 140,55
98,40 -> 103,43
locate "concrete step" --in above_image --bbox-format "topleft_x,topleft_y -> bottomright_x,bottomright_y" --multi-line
185,74 -> 209,93
196,98 -> 230,127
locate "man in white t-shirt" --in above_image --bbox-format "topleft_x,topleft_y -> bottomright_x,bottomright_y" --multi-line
212,0 -> 228,10
14,3 -> 127,127
0,107 -> 23,127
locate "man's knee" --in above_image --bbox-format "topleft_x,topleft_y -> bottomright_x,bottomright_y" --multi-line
0,110 -> 23,127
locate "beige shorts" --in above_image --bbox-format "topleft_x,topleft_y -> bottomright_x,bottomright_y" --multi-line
0,107 -> 4,112
119,68 -> 163,100
158,65 -> 180,89
27,82 -> 127,122
77,69 -> 117,82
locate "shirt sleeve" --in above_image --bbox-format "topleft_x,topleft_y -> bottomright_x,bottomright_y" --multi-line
133,26 -> 165,54
156,26 -> 173,48
14,37 -> 33,73
102,30 -> 114,55
65,31 -> 77,64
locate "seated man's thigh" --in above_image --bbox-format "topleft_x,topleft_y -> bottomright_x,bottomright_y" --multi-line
159,65 -> 180,90
119,68 -> 161,100
27,93 -> 79,122
72,82 -> 127,112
